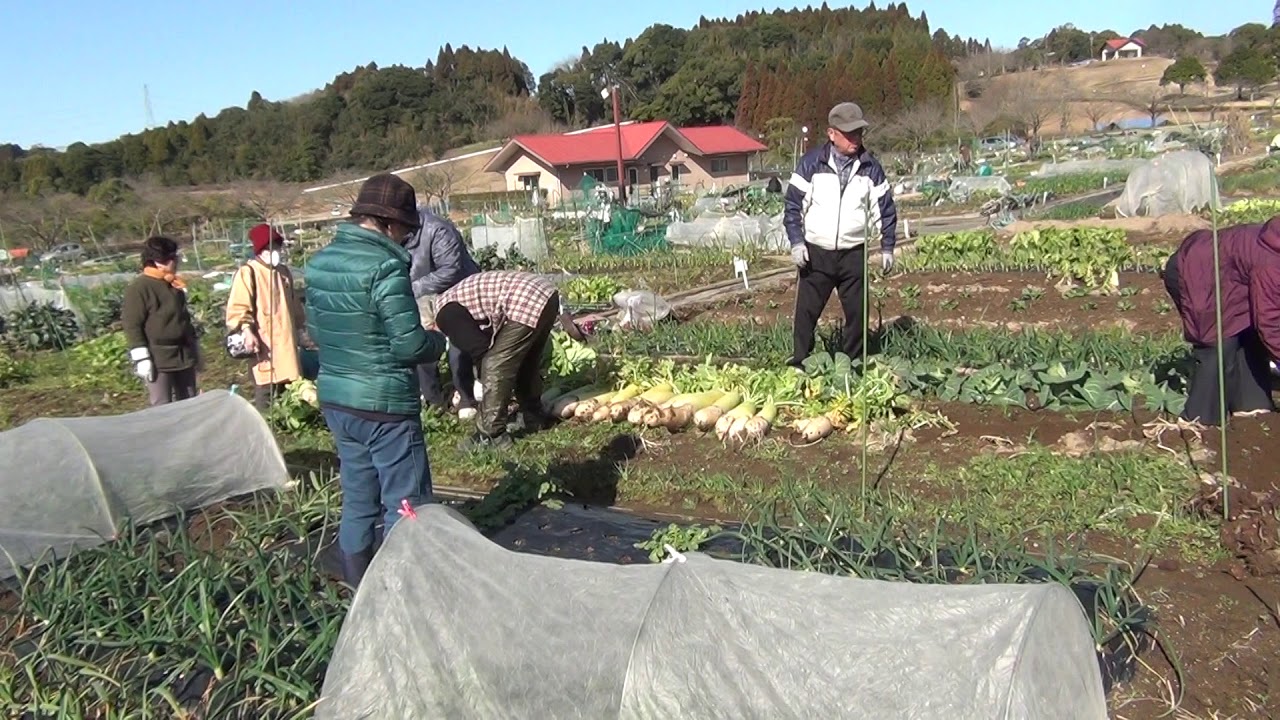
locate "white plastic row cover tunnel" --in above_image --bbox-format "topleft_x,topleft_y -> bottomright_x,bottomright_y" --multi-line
1113,150 -> 1218,218
665,211 -> 788,252
0,390 -> 290,579
950,175 -> 1013,196
0,284 -> 83,322
317,505 -> 1108,720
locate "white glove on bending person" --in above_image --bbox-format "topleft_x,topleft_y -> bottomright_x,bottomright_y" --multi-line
790,244 -> 809,268
130,347 -> 157,383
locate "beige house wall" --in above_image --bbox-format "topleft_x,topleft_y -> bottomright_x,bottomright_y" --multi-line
494,132 -> 757,204
494,154 -> 565,200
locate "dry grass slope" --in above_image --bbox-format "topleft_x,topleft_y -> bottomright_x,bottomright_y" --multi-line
964,57 -> 1235,136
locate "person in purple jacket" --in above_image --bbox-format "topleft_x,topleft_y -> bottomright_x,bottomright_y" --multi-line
1163,217 -> 1280,424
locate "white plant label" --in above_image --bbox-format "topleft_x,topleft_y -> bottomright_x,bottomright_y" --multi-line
733,256 -> 749,289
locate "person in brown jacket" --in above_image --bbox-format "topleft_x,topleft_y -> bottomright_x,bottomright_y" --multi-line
122,236 -> 201,406
225,223 -> 308,409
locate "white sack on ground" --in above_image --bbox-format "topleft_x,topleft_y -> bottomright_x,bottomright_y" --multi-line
317,505 -> 1108,720
0,390 -> 290,578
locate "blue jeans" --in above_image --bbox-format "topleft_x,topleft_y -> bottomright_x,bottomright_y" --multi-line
322,408 -> 433,554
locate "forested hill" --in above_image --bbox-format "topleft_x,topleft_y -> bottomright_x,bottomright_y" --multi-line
3,3 -> 984,196
537,3 -> 981,137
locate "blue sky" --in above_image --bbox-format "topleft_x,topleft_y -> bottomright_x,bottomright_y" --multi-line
3,1 -> 1264,149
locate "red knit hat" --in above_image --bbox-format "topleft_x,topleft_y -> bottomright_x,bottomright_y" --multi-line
249,223 -> 285,255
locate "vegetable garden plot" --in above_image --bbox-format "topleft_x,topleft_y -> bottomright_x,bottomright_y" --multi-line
0,390 -> 290,579
318,504 -> 1108,720
590,319 -> 1192,416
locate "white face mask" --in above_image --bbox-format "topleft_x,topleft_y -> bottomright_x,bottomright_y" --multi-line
267,250 -> 283,267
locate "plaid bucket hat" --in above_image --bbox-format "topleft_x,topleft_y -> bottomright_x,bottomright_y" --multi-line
350,174 -> 421,229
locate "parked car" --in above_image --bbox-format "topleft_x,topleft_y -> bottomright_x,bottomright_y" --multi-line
978,136 -> 1019,153
40,243 -> 85,264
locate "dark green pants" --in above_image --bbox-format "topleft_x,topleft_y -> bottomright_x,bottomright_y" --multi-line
477,294 -> 558,436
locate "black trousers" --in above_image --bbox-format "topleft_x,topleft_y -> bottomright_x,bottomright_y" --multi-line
476,293 -> 559,437
1164,254 -> 1275,424
790,243 -> 867,366
417,344 -> 477,410
254,381 -> 289,411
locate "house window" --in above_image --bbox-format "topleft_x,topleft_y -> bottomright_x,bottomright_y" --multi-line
585,167 -> 619,183
710,158 -> 731,174
627,167 -> 639,187
671,163 -> 685,182
518,174 -> 539,191
649,165 -> 660,183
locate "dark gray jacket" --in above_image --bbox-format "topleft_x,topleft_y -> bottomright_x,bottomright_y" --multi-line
406,208 -> 480,298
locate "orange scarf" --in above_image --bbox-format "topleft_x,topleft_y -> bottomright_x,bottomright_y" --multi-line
142,266 -> 187,290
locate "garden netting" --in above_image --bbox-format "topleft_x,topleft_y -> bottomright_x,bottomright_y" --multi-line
1114,150 -> 1218,218
469,216 -> 551,261
317,505 -> 1108,720
0,390 -> 290,579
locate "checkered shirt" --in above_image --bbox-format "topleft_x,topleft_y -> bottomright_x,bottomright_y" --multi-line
438,271 -> 556,333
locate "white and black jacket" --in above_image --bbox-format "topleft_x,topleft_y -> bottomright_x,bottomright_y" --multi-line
783,143 -> 898,253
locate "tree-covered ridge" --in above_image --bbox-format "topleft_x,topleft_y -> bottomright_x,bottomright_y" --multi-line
537,2 -> 981,130
0,44 -> 533,195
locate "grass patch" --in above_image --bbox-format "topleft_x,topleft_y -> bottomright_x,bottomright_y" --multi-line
1031,200 -> 1103,221
1,473 -> 346,717
1219,157 -> 1280,196
900,447 -> 1217,560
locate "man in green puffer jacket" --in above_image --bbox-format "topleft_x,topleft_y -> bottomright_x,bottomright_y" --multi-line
305,173 -> 446,589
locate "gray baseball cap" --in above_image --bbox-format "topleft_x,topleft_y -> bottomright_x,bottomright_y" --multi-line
828,102 -> 870,132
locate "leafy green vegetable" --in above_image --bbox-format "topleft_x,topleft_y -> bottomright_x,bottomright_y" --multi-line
562,275 -> 623,306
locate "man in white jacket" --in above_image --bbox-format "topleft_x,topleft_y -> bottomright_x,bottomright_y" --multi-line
783,102 -> 898,368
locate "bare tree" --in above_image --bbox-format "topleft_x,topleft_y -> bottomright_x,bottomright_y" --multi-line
238,181 -> 304,222
884,99 -> 952,153
0,192 -> 90,250
320,175 -> 368,210
412,164 -> 459,207
485,98 -> 561,139
1002,73 -> 1068,146
963,81 -> 1011,137
1118,90 -> 1172,130
1082,102 -> 1109,132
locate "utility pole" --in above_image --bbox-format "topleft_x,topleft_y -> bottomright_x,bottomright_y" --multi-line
609,85 -> 627,203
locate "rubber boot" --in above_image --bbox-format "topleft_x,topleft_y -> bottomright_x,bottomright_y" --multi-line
341,547 -> 375,590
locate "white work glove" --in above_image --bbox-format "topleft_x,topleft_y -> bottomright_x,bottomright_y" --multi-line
880,249 -> 895,274
130,347 -> 157,383
790,244 -> 809,268
473,380 -> 484,401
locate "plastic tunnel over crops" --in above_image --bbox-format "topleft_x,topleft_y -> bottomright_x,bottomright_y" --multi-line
317,506 -> 1108,719
0,390 -> 290,579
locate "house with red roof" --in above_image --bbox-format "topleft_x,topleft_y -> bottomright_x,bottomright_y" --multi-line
1100,37 -> 1143,61
482,120 -> 768,203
